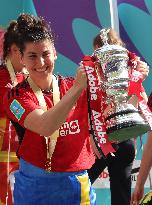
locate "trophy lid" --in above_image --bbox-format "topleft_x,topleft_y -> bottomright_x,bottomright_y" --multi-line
93,28 -> 128,64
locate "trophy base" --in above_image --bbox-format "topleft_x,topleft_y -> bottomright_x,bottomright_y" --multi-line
107,122 -> 150,142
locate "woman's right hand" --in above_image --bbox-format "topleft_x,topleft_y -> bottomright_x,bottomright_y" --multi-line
74,66 -> 87,91
131,185 -> 144,205
136,60 -> 149,81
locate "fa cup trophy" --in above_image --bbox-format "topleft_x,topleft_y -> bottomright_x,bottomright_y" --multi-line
93,28 -> 150,142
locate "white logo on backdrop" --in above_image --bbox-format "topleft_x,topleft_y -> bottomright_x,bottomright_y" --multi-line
92,160 -> 152,189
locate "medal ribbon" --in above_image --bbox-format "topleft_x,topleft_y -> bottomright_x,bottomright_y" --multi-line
28,75 -> 60,171
6,59 -> 18,87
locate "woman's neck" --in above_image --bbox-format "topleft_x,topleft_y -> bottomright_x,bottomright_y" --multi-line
30,75 -> 53,91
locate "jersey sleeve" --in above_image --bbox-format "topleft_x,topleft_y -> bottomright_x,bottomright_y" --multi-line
3,87 -> 41,127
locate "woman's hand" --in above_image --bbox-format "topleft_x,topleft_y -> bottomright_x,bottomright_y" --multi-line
136,60 -> 149,80
74,66 -> 87,91
131,184 -> 144,205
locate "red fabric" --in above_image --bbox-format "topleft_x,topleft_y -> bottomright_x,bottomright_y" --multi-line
0,65 -> 24,118
4,77 -> 96,172
82,56 -> 115,157
0,65 -> 24,205
128,51 -> 145,97
0,162 -> 18,205
128,77 -> 142,99
0,65 -> 25,152
141,85 -> 145,93
128,51 -> 139,68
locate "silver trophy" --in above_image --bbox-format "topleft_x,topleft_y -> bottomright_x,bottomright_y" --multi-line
93,29 -> 150,142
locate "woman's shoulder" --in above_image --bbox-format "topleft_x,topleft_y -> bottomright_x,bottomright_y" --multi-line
6,78 -> 32,101
16,78 -> 29,89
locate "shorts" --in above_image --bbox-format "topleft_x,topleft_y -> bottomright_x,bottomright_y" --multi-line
14,159 -> 96,205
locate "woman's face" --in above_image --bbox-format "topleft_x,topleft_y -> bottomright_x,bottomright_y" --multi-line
21,39 -> 56,80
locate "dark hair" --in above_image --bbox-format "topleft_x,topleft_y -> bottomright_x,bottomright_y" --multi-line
4,13 -> 54,57
93,28 -> 125,49
3,21 -> 19,59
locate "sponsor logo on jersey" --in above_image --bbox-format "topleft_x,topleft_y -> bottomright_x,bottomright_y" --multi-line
60,120 -> 80,136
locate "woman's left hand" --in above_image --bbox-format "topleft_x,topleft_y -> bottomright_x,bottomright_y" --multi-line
136,60 -> 149,80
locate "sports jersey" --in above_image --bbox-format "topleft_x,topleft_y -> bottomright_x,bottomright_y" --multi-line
0,65 -> 24,152
0,65 -> 24,117
4,76 -> 98,172
0,64 -> 24,205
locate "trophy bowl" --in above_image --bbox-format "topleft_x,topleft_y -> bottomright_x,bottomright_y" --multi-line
93,42 -> 150,142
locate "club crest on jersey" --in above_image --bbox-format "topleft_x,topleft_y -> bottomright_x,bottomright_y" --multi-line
10,99 -> 25,120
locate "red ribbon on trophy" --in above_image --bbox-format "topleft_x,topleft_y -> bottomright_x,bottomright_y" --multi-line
82,56 -> 115,158
128,52 -> 152,130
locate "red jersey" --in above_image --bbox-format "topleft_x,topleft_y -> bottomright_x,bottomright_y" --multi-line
0,65 -> 25,152
4,76 -> 97,172
0,65 -> 24,118
0,64 -> 24,204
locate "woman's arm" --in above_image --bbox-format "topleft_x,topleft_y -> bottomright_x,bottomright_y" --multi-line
24,68 -> 87,136
131,131 -> 152,204
137,131 -> 152,187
